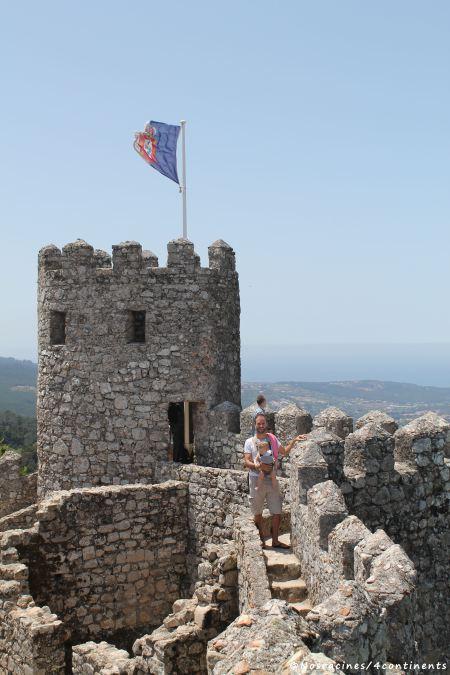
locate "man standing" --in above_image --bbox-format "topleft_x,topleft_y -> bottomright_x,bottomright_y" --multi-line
244,413 -> 307,548
251,393 -> 267,435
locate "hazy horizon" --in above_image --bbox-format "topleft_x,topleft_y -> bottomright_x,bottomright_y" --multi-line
4,342 -> 450,389
242,343 -> 450,387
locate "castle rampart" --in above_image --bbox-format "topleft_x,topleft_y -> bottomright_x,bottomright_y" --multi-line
289,443 -> 417,665
37,238 -> 240,496
340,413 -> 449,657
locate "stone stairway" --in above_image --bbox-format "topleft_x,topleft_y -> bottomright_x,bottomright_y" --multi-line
264,533 -> 312,617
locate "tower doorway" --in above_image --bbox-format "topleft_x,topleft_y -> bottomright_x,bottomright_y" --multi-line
168,402 -> 194,463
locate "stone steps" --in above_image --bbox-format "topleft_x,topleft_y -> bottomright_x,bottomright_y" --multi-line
264,550 -> 301,582
270,578 -> 308,602
289,599 -> 313,617
263,533 -> 310,605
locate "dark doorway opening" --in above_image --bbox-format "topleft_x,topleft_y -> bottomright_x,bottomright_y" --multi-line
168,402 -> 194,463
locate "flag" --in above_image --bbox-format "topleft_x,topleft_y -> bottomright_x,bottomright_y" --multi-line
133,120 -> 180,184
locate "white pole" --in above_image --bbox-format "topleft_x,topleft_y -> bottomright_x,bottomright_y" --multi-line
180,120 -> 187,239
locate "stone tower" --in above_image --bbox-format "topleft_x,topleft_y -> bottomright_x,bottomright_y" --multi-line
37,237 -> 240,496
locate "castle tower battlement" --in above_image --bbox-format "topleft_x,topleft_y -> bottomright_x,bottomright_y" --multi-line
37,238 -> 240,497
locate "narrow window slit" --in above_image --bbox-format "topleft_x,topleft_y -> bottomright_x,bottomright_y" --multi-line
50,311 -> 66,345
128,310 -> 146,343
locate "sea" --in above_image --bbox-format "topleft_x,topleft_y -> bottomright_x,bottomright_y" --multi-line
241,343 -> 450,388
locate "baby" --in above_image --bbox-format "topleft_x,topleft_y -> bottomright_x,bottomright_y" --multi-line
254,438 -> 278,488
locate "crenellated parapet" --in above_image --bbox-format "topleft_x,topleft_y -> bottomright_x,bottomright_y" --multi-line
289,441 -> 418,663
208,239 -> 236,271
308,427 -> 345,483
291,409 -> 448,661
355,410 -> 398,435
354,533 -> 417,662
39,237 -> 238,281
313,406 -> 353,439
341,415 -> 449,532
394,411 -> 450,465
344,423 -> 395,480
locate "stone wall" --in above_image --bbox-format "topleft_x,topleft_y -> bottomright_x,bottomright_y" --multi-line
206,600 -> 337,674
0,525 -> 68,674
73,541 -> 239,674
0,451 -> 37,519
0,504 -> 37,533
233,514 -> 271,612
37,237 -> 240,496
194,402 -> 243,469
153,462 -> 290,563
289,441 -> 417,665
341,413 -> 450,658
21,481 -> 188,646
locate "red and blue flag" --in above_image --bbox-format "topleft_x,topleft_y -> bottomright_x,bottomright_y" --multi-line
134,121 -> 180,184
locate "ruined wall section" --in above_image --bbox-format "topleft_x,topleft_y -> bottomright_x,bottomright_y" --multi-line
0,451 -> 37,519
24,482 -> 188,645
289,442 -> 417,664
37,237 -> 240,496
153,462 -> 291,555
341,414 -> 450,659
0,525 -> 68,674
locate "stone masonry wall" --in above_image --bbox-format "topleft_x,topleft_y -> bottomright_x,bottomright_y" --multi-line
0,451 -> 37,519
341,413 -> 450,660
73,541 -> 239,674
289,441 -> 417,665
21,481 -> 188,646
153,462 -> 290,565
0,525 -> 69,674
37,237 -> 240,496
0,504 -> 37,533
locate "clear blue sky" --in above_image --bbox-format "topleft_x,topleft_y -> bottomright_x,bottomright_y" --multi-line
1,1 -> 450,372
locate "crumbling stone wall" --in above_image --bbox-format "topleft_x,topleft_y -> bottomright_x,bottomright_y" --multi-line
37,237 -> 240,496
0,504 -> 37,533
73,541 -> 239,674
341,413 -> 450,658
289,441 -> 417,665
0,525 -> 68,674
153,462 -> 290,564
0,451 -> 37,519
23,481 -> 188,646
206,600 -> 337,674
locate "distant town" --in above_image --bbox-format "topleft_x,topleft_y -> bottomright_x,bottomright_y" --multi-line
242,379 -> 450,424
3,356 -> 450,427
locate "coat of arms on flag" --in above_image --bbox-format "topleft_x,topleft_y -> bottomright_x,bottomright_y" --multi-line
133,121 -> 180,184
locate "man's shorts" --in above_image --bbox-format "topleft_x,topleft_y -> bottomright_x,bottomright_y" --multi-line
248,475 -> 282,516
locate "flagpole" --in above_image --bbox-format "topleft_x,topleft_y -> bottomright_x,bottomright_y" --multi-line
180,120 -> 187,239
